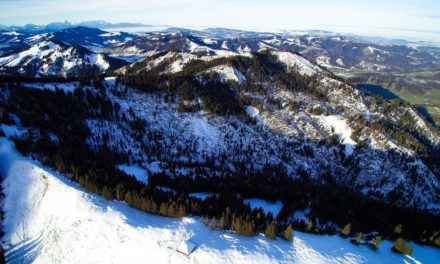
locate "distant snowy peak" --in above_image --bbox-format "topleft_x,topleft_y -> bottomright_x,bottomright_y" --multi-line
272,50 -> 323,76
0,38 -> 127,77
111,32 -> 257,60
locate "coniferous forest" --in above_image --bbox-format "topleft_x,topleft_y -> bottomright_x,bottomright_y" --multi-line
1,57 -> 439,251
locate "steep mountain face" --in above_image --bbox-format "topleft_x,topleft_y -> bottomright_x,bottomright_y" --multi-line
116,50 -> 440,213
3,49 -> 440,213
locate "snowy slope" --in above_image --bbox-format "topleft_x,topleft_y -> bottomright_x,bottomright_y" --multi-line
316,115 -> 357,156
205,65 -> 246,84
272,51 -> 322,76
1,137 -> 439,264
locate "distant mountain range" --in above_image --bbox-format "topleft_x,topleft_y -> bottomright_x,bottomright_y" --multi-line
1,25 -> 439,122
0,20 -> 150,33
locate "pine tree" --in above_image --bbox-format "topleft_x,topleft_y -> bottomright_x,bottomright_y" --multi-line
371,236 -> 381,250
220,212 -> 226,231
115,183 -> 126,200
353,232 -> 362,245
265,221 -> 277,240
340,223 -> 351,237
394,224 -> 403,235
393,238 -> 413,255
102,186 -> 113,201
283,225 -> 293,241
178,205 -> 186,217
306,221 -> 314,232
211,217 -> 217,230
159,203 -> 168,216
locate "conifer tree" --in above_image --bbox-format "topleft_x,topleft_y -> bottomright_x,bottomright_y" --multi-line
283,225 -> 293,241
220,212 -> 226,230
211,217 -> 217,230
393,238 -> 413,255
159,203 -> 167,216
306,221 -> 314,232
340,223 -> 351,237
394,224 -> 403,235
371,236 -> 381,250
178,205 -> 186,217
102,186 -> 113,201
353,232 -> 362,245
265,221 -> 277,240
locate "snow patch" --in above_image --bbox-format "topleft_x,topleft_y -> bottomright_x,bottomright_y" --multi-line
189,193 -> 215,200
244,199 -> 283,217
205,65 -> 246,84
21,82 -> 79,92
86,53 -> 110,70
317,115 -> 357,156
117,163 -> 148,184
99,32 -> 121,37
246,106 -> 259,118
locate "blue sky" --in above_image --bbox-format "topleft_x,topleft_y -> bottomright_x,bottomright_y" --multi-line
2,0 -> 440,42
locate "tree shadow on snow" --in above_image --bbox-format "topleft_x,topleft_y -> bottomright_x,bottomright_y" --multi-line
5,233 -> 43,264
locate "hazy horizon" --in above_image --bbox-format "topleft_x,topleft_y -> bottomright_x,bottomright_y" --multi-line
2,0 -> 440,43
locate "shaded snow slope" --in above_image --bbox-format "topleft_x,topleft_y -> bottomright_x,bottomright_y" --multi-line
1,137 -> 439,263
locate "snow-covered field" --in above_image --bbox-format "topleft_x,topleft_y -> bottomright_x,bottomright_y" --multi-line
1,137 -> 439,263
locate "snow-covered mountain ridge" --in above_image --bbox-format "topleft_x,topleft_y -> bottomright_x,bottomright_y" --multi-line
1,25 -> 440,258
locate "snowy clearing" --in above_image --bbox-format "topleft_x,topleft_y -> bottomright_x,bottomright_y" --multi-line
21,82 -> 79,92
316,115 -> 357,156
205,65 -> 246,84
1,137 -> 439,263
117,163 -> 148,184
188,192 -> 215,200
244,199 -> 283,217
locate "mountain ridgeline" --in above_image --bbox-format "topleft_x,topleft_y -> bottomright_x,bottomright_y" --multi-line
0,26 -> 439,248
